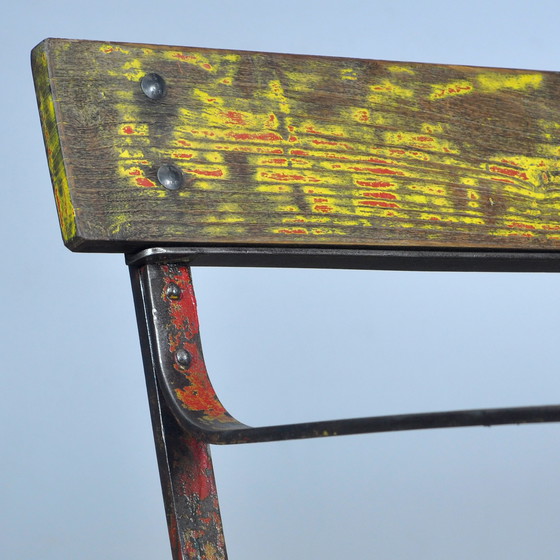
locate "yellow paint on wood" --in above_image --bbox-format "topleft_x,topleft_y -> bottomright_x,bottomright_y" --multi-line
32,45 -> 77,243
33,39 -> 560,251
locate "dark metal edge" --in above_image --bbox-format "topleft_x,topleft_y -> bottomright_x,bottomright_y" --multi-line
126,246 -> 560,272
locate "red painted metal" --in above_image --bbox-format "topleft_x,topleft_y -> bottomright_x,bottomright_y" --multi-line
130,265 -> 228,560
130,259 -> 560,447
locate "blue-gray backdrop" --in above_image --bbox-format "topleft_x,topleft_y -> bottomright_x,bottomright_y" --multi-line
2,1 -> 560,558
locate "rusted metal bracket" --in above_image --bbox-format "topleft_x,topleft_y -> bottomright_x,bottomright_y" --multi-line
129,254 -> 560,448
130,264 -> 228,560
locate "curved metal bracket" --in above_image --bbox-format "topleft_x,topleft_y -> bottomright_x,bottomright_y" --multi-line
130,260 -> 560,445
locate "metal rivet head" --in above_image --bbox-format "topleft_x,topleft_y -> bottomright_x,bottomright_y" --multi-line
165,283 -> 182,300
140,73 -> 166,100
157,164 -> 183,190
175,349 -> 192,369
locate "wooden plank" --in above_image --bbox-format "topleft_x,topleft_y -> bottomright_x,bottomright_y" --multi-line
32,38 -> 560,253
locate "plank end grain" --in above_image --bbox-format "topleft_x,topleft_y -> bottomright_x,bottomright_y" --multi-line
32,39 -> 86,249
32,38 -> 560,254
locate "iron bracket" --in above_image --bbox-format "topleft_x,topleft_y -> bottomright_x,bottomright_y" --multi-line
128,252 -> 560,446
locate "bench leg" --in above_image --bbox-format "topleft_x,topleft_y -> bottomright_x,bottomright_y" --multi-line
130,265 -> 228,560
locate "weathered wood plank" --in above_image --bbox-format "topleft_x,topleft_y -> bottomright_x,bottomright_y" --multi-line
32,38 -> 560,252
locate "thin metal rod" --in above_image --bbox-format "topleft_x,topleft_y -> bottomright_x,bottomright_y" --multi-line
126,246 -> 560,272
198,405 -> 560,444
131,261 -> 560,446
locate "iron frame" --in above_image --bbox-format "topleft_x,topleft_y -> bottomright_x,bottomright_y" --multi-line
129,248 -> 560,559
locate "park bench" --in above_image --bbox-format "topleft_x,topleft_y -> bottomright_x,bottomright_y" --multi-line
33,38 -> 560,560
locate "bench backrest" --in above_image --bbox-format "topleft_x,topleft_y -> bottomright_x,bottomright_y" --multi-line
33,38 -> 560,266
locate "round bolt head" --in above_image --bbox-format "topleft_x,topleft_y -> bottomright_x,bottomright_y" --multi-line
157,164 -> 183,190
165,283 -> 182,300
175,349 -> 192,369
140,73 -> 166,100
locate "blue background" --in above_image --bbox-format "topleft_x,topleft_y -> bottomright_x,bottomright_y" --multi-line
2,1 -> 560,558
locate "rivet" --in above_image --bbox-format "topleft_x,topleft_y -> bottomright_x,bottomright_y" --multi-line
140,73 -> 166,100
175,349 -> 192,369
166,283 -> 182,300
157,164 -> 183,190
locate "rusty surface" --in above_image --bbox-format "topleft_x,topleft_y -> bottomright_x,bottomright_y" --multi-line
130,265 -> 227,560
130,259 -> 560,447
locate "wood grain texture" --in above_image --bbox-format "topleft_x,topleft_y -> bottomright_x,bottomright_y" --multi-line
32,38 -> 560,253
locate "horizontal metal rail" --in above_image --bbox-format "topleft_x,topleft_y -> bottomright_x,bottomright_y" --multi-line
129,256 -> 560,446
126,246 -> 560,272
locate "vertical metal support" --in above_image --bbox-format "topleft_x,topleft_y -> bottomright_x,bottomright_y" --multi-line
129,263 -> 227,560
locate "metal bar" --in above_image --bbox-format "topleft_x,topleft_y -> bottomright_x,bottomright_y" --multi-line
126,246 -> 560,273
130,260 -> 560,446
130,265 -> 228,560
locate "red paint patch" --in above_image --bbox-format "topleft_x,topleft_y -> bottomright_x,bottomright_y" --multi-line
305,126 -> 319,134
490,165 -> 529,181
128,169 -> 140,176
136,177 -> 156,187
312,139 -> 352,150
278,228 -> 308,234
122,125 -> 134,134
262,172 -> 320,183
290,149 -> 309,156
356,180 -> 394,188
325,153 -> 350,160
190,129 -> 216,138
362,191 -> 397,200
432,84 -> 473,99
228,132 -> 283,142
222,110 -> 246,125
508,222 -> 536,230
500,158 -> 520,167
172,53 -> 197,62
314,204 -> 333,213
191,169 -> 223,177
356,110 -> 369,123
360,200 -> 401,209
305,125 -> 345,136
350,166 -> 403,176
